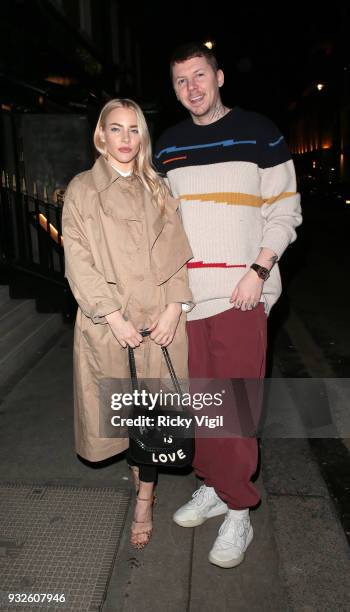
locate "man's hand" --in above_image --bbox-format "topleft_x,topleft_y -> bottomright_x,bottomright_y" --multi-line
230,270 -> 264,311
149,303 -> 182,346
105,311 -> 143,348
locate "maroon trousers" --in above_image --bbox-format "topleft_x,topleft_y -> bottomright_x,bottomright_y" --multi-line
187,305 -> 267,510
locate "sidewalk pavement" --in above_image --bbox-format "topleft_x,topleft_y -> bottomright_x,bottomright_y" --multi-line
0,326 -> 349,612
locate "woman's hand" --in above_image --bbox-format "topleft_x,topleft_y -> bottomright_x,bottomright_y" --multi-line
230,270 -> 263,311
149,303 -> 182,347
105,311 -> 143,348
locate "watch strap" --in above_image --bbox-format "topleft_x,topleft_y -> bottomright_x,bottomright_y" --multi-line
250,263 -> 270,280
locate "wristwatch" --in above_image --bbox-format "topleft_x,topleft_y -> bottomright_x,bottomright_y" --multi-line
250,263 -> 270,281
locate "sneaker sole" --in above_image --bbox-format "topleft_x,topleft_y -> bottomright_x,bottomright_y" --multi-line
208,551 -> 245,568
173,503 -> 228,528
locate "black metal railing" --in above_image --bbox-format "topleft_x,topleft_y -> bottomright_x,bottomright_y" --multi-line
0,172 -> 75,320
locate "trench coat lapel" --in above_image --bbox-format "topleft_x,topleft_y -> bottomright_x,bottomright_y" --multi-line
91,155 -> 119,193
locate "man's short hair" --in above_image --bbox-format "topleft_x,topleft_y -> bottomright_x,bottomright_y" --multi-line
170,42 -> 219,77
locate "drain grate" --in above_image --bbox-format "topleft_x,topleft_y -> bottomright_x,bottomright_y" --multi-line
0,484 -> 130,611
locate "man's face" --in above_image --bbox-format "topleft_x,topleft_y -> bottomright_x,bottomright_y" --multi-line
172,55 -> 224,124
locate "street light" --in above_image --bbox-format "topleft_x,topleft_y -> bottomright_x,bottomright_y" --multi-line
316,83 -> 325,91
204,41 -> 214,50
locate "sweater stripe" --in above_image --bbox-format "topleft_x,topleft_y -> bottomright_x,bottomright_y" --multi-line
163,155 -> 187,164
180,192 -> 264,207
263,191 -> 297,205
156,139 -> 257,159
187,261 -> 247,269
269,136 -> 284,147
181,191 -> 297,207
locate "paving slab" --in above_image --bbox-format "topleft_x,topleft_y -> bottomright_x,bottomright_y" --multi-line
262,439 -> 329,497
267,495 -> 350,612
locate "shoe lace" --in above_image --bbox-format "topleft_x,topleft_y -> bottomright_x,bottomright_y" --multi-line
219,515 -> 249,545
190,485 -> 207,506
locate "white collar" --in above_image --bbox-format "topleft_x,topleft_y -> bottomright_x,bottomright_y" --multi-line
108,161 -> 133,177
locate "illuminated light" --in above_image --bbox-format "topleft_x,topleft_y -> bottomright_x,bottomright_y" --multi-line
38,96 -> 44,105
203,41 -> 214,50
346,200 -> 350,205
322,142 -> 332,149
46,75 -> 77,86
38,213 -> 63,246
317,83 -> 325,91
1,104 -> 12,111
312,161 -> 316,169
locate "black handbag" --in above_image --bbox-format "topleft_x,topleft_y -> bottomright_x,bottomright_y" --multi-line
127,331 -> 194,467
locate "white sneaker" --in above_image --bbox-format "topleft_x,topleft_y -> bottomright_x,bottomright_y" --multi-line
208,509 -> 253,568
173,485 -> 228,527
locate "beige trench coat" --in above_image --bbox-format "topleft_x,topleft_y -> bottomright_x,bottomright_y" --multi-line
62,156 -> 193,462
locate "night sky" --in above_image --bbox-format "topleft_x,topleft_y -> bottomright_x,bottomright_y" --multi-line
132,1 -> 349,127
0,1 -> 348,132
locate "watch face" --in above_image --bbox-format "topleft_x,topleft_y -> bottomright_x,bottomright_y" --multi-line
251,263 -> 270,280
259,268 -> 269,280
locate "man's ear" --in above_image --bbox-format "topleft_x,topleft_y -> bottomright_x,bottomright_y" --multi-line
217,69 -> 224,88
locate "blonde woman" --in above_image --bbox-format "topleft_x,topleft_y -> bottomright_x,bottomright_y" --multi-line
62,99 -> 193,549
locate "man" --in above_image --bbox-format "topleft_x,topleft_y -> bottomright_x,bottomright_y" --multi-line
154,42 -> 302,569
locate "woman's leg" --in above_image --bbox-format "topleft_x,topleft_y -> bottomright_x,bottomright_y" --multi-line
127,455 -> 157,493
138,464 -> 157,483
127,455 -> 157,549
131,475 -> 157,549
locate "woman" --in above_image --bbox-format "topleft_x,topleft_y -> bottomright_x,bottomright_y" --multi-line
62,98 -> 193,549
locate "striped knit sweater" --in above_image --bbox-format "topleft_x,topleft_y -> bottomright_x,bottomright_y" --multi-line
154,107 -> 302,320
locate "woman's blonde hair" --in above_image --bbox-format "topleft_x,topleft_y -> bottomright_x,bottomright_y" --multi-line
93,98 -> 168,211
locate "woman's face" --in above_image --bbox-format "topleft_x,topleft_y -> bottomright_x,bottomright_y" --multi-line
100,107 -> 141,172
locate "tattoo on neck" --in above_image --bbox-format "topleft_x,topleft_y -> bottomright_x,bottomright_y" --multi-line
208,103 -> 229,123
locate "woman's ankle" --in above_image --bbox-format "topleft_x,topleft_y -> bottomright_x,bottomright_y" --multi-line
137,481 -> 155,500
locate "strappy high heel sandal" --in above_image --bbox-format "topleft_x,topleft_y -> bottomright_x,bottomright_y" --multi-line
130,495 -> 154,550
128,465 -> 157,504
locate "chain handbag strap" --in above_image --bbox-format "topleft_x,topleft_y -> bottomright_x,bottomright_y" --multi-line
128,344 -> 139,393
161,345 -> 182,396
127,329 -> 183,397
